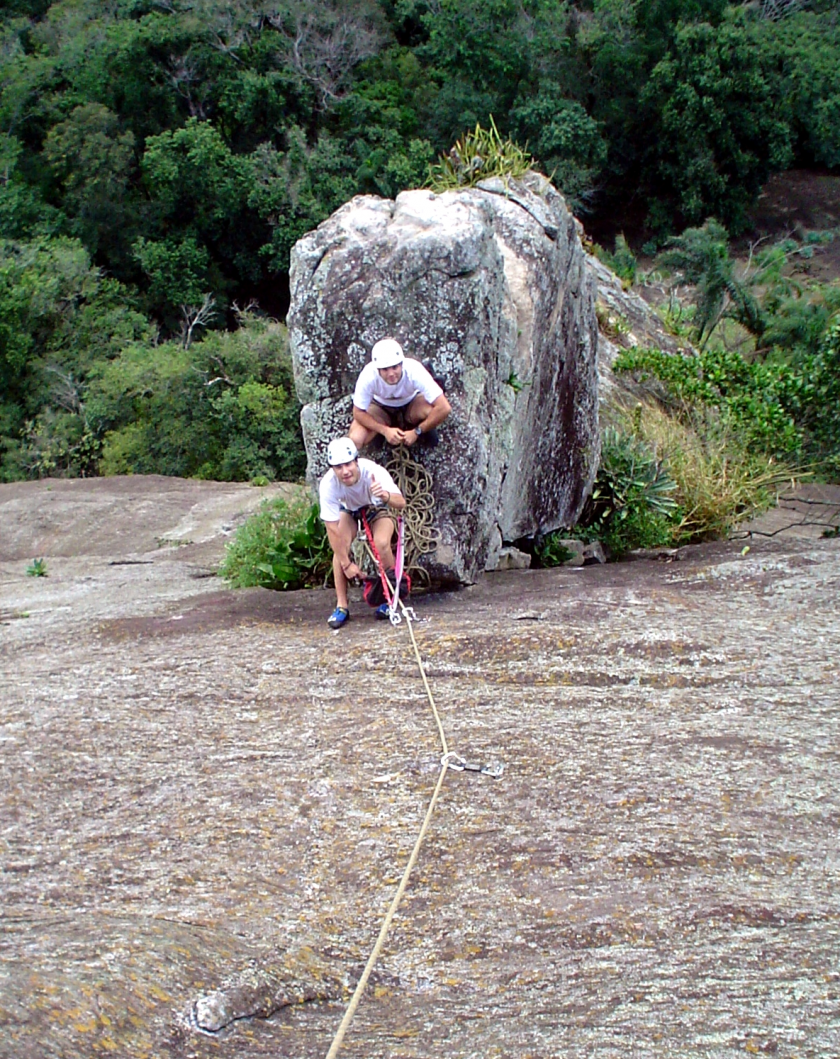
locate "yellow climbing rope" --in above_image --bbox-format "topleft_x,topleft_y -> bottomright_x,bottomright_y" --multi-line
324,443 -> 451,1057
350,444 -> 439,585
323,600 -> 454,1059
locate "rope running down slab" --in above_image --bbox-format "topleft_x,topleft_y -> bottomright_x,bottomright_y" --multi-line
323,582 -> 453,1059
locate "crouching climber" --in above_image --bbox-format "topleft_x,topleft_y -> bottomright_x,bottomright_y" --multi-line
319,437 -> 406,629
348,337 -> 451,452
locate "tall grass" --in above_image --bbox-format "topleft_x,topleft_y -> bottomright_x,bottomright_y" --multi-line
625,401 -> 795,542
427,118 -> 533,192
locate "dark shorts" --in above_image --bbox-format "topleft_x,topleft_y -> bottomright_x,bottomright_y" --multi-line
370,398 -> 416,428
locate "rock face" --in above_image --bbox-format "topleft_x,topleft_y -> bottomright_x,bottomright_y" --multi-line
584,251 -> 695,407
288,172 -> 600,583
2,475 -> 839,1059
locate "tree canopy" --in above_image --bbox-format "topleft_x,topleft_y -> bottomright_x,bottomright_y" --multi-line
2,0 -> 840,482
4,1 -> 839,304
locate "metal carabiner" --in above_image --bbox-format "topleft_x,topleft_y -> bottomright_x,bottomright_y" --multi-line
441,752 -> 466,772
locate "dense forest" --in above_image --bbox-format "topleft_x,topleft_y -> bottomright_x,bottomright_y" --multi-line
2,0 -> 840,491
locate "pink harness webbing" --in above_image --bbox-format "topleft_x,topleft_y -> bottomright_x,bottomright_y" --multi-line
360,509 -> 405,613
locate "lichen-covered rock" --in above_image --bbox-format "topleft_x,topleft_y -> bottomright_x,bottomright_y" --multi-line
288,172 -> 600,583
191,947 -> 345,1033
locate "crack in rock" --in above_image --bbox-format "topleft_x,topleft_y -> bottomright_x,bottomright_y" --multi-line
187,950 -> 350,1034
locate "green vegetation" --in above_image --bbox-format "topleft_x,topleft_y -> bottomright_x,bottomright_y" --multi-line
634,400 -> 792,543
627,221 -> 840,471
595,236 -> 639,289
3,2 -> 840,320
654,219 -> 840,351
565,220 -> 840,557
544,391 -> 793,562
26,558 -> 47,577
219,494 -> 332,590
428,117 -> 532,191
0,257 -> 305,482
535,416 -> 679,564
574,423 -> 679,557
1,0 -> 840,578
91,312 -> 305,482
533,535 -> 576,568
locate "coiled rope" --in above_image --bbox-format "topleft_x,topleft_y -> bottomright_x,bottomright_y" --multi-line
384,445 -> 439,587
350,445 -> 439,586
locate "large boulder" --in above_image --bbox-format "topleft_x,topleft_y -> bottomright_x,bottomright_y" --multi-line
288,172 -> 600,584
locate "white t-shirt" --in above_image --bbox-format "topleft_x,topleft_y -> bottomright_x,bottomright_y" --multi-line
319,458 -> 401,522
353,358 -> 443,410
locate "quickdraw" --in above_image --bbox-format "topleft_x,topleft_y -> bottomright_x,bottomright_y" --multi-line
441,752 -> 505,779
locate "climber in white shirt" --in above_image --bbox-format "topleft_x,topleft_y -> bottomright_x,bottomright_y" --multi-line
319,436 -> 406,629
348,338 -> 451,451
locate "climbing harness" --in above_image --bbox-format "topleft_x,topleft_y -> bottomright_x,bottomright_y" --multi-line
323,453 -> 502,1059
359,509 -> 415,626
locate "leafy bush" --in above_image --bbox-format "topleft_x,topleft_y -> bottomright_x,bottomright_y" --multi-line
219,494 -> 332,590
0,233 -> 306,483
88,313 -> 306,482
132,235 -> 212,315
0,236 -> 155,481
575,424 -> 679,558
615,345 -> 793,455
774,11 -> 840,170
244,128 -> 359,275
572,401 -> 790,554
594,235 -> 638,288
639,15 -> 794,234
778,319 -> 840,471
509,87 -> 607,211
532,533 -> 576,569
614,335 -> 840,470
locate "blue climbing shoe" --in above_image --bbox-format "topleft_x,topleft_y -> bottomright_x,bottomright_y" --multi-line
327,606 -> 350,629
375,603 -> 391,621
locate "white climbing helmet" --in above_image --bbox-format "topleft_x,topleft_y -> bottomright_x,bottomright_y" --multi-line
371,338 -> 404,368
327,437 -> 358,466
